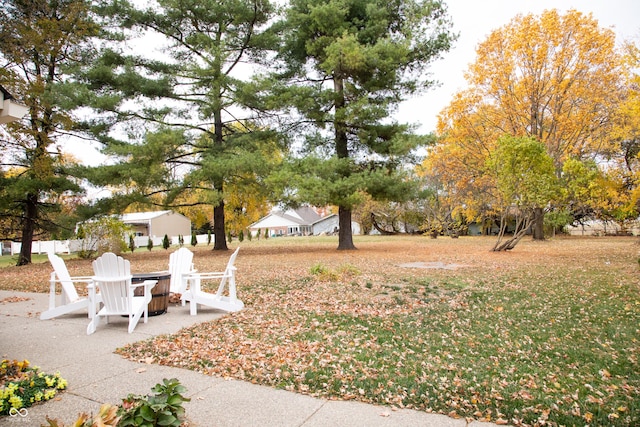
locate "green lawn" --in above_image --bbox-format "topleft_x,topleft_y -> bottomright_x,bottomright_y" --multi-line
111,236 -> 640,426
0,253 -> 51,268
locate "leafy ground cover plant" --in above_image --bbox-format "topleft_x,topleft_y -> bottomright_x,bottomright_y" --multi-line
0,359 -> 67,415
118,378 -> 189,427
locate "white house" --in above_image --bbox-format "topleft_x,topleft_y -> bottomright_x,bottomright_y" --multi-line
0,85 -> 29,124
249,207 -> 360,237
121,210 -> 191,238
250,207 -> 322,237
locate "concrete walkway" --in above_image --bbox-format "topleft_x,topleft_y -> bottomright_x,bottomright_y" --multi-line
0,290 -> 501,427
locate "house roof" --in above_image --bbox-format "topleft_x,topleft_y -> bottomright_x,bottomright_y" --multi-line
120,211 -> 174,223
311,213 -> 337,226
250,207 -> 323,228
280,206 -> 322,225
0,85 -> 15,101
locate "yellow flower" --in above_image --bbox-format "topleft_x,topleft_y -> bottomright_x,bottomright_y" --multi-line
8,395 -> 23,409
45,376 -> 55,387
57,378 -> 68,390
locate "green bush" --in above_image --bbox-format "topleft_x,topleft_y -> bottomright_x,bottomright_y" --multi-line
76,216 -> 131,258
128,234 -> 136,253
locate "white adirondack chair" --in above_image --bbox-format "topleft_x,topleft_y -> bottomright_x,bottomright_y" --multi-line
168,247 -> 195,294
86,252 -> 155,335
170,247 -> 244,315
40,253 -> 98,320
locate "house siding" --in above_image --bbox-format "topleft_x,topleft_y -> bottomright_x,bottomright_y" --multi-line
122,211 -> 191,238
149,212 -> 191,238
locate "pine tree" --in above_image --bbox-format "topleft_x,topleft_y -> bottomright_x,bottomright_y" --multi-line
0,0 -> 98,265
271,0 -> 455,250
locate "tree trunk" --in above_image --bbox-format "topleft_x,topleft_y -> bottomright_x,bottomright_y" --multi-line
370,212 -> 395,235
532,206 -> 544,240
211,91 -> 228,251
333,76 -> 355,250
17,193 -> 38,266
492,212 -> 533,252
212,198 -> 228,251
337,205 -> 356,250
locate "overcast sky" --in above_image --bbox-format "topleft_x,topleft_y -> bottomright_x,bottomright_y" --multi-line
69,0 -> 640,169
396,0 -> 640,134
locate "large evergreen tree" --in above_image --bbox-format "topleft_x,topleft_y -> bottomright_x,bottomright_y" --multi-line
271,0 -> 456,249
76,0 -> 277,250
0,0 -> 97,265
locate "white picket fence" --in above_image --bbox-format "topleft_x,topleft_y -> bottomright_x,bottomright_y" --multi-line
4,234 -> 213,256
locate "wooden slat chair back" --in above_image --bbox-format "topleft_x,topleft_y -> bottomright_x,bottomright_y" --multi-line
87,252 -> 155,334
168,247 -> 195,294
40,253 -> 94,320
181,247 -> 244,315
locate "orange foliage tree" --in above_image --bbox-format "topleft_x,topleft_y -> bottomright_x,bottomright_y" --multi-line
427,9 -> 624,238
606,39 -> 640,227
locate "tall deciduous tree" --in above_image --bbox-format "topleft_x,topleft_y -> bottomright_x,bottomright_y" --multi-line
431,9 -> 623,239
608,39 -> 640,224
272,0 -> 456,249
77,0 -> 277,250
0,0 -> 97,265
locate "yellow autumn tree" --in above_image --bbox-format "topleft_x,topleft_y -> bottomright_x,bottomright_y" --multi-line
429,9 -> 624,238
606,38 -> 640,226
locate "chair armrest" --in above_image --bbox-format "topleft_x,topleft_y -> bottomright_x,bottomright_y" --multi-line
185,271 -> 226,280
92,275 -> 132,281
130,280 -> 157,288
70,275 -> 94,281
51,276 -> 94,284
